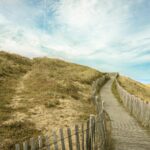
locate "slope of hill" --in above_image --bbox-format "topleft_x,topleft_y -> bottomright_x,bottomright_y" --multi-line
147,84 -> 150,88
117,75 -> 150,102
0,51 -> 32,123
0,51 -> 38,149
0,51 -> 103,149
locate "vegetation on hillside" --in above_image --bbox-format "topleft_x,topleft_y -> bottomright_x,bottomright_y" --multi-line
0,51 -> 103,149
147,84 -> 150,88
0,51 -> 32,123
117,75 -> 150,102
0,51 -> 39,149
23,57 -> 102,104
111,80 -> 122,103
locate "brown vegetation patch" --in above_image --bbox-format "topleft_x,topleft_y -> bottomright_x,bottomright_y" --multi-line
118,76 -> 150,102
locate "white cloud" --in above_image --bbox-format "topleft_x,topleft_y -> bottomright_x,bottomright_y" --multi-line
0,0 -> 150,82
1,0 -> 147,57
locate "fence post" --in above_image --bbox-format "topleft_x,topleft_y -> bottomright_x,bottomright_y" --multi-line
75,124 -> 80,150
60,128 -> 66,150
38,136 -> 43,148
23,141 -> 28,150
86,120 -> 90,150
81,124 -> 85,150
30,138 -> 36,150
89,115 -> 93,150
53,131 -> 58,150
45,136 -> 51,150
67,127 -> 73,150
92,116 -> 96,147
15,144 -> 20,150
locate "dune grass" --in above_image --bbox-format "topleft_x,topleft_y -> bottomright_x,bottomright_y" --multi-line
0,51 -> 103,149
19,57 -> 102,131
22,57 -> 102,105
0,51 -> 32,123
0,51 -> 41,149
146,84 -> 150,88
111,80 -> 122,103
117,76 -> 150,102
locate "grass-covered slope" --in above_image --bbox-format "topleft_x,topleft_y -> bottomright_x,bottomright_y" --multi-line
117,76 -> 150,102
0,51 -> 32,122
24,57 -> 102,103
0,51 -> 102,149
0,51 -> 39,149
147,84 -> 150,88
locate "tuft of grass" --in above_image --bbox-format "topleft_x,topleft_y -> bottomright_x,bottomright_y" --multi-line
117,76 -> 150,102
0,51 -> 32,77
45,99 -> 60,108
0,121 -> 41,150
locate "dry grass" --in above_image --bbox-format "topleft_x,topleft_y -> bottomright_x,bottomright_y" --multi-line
0,51 -> 103,149
0,51 -> 32,124
118,76 -> 150,102
111,80 -> 122,103
0,51 -> 40,149
22,57 -> 102,103
146,84 -> 150,88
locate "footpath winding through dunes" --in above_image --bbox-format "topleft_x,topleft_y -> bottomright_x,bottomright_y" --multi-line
100,76 -> 150,150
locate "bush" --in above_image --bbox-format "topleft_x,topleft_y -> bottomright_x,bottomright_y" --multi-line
45,99 -> 60,108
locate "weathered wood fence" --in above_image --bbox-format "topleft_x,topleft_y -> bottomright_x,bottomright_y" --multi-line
115,79 -> 150,128
15,75 -> 111,150
91,75 -> 111,150
92,75 -> 110,99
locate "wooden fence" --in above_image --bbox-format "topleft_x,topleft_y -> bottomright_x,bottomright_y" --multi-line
92,75 -> 110,103
15,76 -> 111,150
115,79 -> 150,128
91,75 -> 111,149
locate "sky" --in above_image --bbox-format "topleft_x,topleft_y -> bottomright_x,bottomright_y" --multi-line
0,0 -> 150,83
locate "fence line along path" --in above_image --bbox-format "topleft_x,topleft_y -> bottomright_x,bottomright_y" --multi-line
100,75 -> 150,150
116,79 -> 150,128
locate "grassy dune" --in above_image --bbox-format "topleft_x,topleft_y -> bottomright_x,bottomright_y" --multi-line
0,51 -> 32,123
0,51 -> 39,149
147,84 -> 150,88
117,76 -> 150,102
0,51 -> 102,149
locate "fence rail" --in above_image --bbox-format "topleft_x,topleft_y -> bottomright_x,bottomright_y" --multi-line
15,75 -> 111,150
115,79 -> 150,128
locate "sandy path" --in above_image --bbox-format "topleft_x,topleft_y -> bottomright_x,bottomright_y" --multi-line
100,77 -> 150,150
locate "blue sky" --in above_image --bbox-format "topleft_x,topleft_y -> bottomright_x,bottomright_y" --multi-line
0,0 -> 150,83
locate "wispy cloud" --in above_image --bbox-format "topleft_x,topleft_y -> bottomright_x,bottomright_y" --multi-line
0,0 -> 150,82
